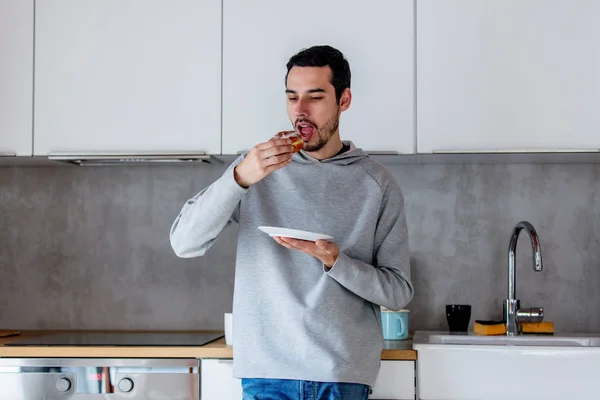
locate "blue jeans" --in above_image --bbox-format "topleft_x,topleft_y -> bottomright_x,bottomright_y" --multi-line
241,378 -> 370,400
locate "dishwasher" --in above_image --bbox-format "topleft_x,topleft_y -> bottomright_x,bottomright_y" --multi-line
0,358 -> 200,399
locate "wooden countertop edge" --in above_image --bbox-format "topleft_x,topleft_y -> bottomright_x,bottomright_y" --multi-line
381,350 -> 417,360
0,346 -> 235,358
0,331 -> 417,361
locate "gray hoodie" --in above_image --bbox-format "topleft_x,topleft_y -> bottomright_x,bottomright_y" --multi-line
170,141 -> 413,387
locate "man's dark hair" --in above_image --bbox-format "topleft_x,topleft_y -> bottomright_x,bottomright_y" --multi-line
285,45 -> 351,104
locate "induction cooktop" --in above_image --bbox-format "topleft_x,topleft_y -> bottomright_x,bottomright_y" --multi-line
5,332 -> 224,347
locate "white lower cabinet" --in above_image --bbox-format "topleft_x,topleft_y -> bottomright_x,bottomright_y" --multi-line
201,359 -> 242,400
370,361 -> 415,400
200,359 -> 415,400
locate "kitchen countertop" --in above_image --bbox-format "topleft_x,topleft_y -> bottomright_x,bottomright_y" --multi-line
0,331 -> 416,360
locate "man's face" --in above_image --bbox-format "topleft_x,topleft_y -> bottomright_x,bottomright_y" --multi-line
285,66 -> 349,152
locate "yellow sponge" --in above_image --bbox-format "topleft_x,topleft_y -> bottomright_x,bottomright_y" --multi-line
473,320 -> 554,335
474,320 -> 506,335
521,321 -> 554,334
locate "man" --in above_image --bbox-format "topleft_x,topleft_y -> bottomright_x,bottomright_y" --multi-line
170,45 -> 413,400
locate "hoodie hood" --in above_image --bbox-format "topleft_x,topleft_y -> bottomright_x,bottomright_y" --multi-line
292,140 -> 369,166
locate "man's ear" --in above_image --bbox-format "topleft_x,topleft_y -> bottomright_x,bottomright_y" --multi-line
339,88 -> 352,111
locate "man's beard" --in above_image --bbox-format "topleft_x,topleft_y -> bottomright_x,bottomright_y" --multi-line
298,112 -> 340,153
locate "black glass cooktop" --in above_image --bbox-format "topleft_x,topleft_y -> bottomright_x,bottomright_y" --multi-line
5,332 -> 224,346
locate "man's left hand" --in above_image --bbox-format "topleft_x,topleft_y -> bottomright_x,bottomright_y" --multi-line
273,237 -> 339,268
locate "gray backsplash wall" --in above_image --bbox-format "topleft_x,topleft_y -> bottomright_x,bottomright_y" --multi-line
1,162 -> 599,333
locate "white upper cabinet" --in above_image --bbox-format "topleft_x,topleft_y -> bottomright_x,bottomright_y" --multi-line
0,0 -> 33,156
417,0 -> 600,153
34,0 -> 222,156
222,0 -> 415,155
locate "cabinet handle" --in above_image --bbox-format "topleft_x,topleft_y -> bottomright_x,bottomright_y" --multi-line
47,152 -> 223,166
0,151 -> 16,157
236,150 -> 412,156
365,151 -> 402,155
432,148 -> 600,154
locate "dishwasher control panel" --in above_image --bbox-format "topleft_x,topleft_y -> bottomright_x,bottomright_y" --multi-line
0,358 -> 199,399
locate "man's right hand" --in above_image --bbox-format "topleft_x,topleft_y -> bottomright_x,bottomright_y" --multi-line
234,138 -> 294,188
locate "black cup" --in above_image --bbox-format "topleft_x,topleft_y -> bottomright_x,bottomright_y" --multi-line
446,305 -> 471,332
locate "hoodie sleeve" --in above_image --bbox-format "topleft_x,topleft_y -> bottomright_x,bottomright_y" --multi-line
170,156 -> 247,258
324,178 -> 414,311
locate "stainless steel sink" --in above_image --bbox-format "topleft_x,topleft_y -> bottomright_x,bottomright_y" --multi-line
425,333 -> 600,347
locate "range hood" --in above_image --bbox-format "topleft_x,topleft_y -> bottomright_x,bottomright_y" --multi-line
47,152 -> 222,166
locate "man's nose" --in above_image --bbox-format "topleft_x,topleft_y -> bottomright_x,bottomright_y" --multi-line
294,98 -> 308,117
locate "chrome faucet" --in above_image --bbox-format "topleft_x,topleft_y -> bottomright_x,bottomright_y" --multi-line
504,221 -> 544,336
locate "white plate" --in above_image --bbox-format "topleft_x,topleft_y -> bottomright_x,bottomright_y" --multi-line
258,226 -> 334,241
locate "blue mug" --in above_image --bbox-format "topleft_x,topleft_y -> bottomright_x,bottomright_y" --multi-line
381,308 -> 410,340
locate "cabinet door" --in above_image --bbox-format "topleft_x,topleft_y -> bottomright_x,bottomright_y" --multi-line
0,0 -> 33,156
417,0 -> 600,153
201,359 -> 414,400
34,0 -> 221,156
201,359 -> 242,400
370,360 -> 415,400
222,0 -> 414,155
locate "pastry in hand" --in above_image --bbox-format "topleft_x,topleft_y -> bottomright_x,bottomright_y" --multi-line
274,130 -> 304,153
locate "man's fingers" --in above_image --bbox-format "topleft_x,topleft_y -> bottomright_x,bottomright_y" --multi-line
261,145 -> 294,159
273,237 -> 339,267
257,138 -> 292,151
315,240 -> 334,253
263,158 -> 293,174
279,237 -> 318,252
275,237 -> 310,250
263,153 -> 292,166
273,236 -> 298,250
